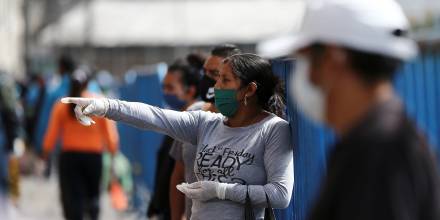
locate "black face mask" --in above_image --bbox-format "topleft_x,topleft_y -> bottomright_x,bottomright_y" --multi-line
199,75 -> 217,103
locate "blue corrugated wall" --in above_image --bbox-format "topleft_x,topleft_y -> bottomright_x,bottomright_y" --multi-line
271,60 -> 335,220
270,51 -> 440,220
118,72 -> 165,201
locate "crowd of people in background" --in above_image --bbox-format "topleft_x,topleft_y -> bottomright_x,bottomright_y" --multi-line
0,70 -> 22,203
0,55 -> 123,220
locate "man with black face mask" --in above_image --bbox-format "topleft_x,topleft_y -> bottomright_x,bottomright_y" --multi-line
198,74 -> 216,104
169,45 -> 241,220
199,44 -> 241,112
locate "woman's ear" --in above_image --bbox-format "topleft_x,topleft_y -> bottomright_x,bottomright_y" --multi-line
245,82 -> 258,97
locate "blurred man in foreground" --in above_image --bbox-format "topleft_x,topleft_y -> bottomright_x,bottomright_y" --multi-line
260,0 -> 440,219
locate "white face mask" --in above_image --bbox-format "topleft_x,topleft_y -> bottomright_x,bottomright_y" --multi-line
290,57 -> 326,124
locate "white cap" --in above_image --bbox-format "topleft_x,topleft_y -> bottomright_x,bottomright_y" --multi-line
258,0 -> 418,60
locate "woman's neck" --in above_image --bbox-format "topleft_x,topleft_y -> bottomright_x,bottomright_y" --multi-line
226,105 -> 267,128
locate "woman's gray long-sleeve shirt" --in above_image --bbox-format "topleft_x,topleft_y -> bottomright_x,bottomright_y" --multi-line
105,99 -> 294,220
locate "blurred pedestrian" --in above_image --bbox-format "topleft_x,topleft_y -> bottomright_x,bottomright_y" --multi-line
42,68 -> 119,220
21,73 -> 46,150
0,70 -> 23,205
262,0 -> 440,219
34,55 -> 76,153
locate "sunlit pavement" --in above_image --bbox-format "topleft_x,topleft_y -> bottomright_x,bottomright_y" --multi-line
7,175 -> 136,220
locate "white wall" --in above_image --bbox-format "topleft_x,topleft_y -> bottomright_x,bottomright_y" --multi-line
396,0 -> 440,26
0,0 -> 24,78
39,0 -> 305,47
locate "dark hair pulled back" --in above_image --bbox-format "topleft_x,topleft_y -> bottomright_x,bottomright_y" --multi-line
68,67 -> 91,118
223,53 -> 286,117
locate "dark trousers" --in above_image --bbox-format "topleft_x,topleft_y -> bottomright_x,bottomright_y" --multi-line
0,150 -> 7,195
147,136 -> 174,220
59,152 -> 102,220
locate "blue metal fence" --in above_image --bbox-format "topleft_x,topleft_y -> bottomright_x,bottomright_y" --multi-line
270,52 -> 440,220
271,59 -> 335,220
117,71 -> 165,211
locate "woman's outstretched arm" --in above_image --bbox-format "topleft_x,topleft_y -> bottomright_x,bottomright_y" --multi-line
62,97 -> 205,145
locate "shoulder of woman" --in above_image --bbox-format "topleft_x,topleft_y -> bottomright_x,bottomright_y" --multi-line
262,115 -> 290,135
193,109 -> 223,121
266,114 -> 289,127
186,110 -> 223,130
261,116 -> 291,148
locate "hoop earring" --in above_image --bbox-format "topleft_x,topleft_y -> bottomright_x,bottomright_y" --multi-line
244,95 -> 248,106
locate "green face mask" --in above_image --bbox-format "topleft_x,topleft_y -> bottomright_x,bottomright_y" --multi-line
214,88 -> 239,117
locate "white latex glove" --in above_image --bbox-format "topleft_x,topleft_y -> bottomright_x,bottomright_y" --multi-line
176,181 -> 236,202
61,97 -> 109,126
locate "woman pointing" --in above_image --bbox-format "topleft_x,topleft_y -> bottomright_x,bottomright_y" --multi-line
63,54 -> 293,220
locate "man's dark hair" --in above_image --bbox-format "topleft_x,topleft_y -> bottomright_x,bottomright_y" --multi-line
223,53 -> 286,117
211,44 -> 241,58
345,48 -> 403,84
186,53 -> 206,70
68,67 -> 91,117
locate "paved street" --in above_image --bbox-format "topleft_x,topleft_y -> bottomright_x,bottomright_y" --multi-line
4,175 -> 136,220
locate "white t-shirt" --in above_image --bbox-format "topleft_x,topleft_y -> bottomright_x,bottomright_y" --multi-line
106,99 -> 293,220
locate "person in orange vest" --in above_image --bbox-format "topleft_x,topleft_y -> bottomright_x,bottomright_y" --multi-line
43,67 -> 119,220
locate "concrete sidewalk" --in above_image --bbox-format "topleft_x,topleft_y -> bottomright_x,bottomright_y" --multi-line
6,175 -> 136,220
